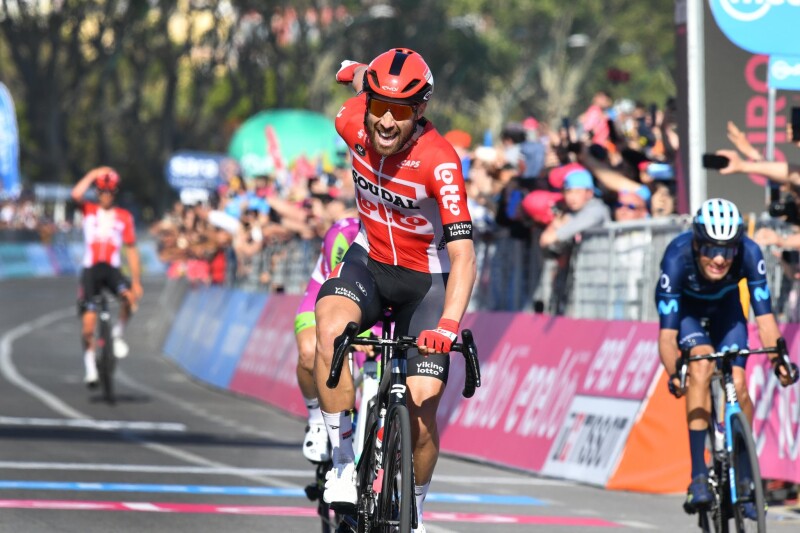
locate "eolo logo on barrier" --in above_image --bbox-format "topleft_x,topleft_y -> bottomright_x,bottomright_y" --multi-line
710,0 -> 800,55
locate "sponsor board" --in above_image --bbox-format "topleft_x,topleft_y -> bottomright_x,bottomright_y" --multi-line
439,316 -> 661,480
202,290 -> 268,389
228,294 -> 305,417
541,396 -> 640,486
747,323 -> 800,483
162,289 -> 203,359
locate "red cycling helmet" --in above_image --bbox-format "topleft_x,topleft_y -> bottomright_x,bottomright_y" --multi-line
364,48 -> 434,105
96,170 -> 120,192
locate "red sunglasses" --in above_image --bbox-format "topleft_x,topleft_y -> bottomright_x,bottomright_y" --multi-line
367,98 -> 417,121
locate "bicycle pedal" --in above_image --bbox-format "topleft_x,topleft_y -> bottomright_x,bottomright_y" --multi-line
304,484 -> 321,501
329,501 -> 357,515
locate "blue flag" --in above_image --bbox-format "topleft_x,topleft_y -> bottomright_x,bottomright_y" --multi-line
0,82 -> 20,199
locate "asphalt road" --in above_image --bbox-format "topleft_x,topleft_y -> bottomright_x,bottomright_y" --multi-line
1,277 -> 798,532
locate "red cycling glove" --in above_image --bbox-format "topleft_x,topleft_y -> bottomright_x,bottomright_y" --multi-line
418,318 -> 459,354
336,60 -> 366,85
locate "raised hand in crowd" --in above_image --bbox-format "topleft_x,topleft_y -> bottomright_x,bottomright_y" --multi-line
726,121 -> 763,162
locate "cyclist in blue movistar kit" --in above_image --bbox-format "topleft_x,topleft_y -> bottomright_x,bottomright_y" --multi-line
655,198 -> 796,518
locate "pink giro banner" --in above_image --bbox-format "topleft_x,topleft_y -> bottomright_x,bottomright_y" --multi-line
747,324 -> 800,484
438,316 -> 661,478
229,294 -> 306,417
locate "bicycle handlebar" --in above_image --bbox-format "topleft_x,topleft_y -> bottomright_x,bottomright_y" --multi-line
678,339 -> 797,389
326,321 -> 482,398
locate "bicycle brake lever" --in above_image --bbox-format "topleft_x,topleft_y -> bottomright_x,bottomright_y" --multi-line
459,329 -> 481,398
327,321 -> 359,389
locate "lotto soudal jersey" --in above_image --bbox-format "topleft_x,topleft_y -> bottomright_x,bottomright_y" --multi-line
80,202 -> 136,268
335,93 -> 473,274
655,231 -> 772,330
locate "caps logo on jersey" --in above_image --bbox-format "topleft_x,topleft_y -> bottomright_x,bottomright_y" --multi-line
355,144 -> 366,156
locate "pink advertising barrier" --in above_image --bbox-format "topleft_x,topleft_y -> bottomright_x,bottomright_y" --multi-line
437,315 -> 662,482
747,323 -> 800,484
228,294 -> 307,418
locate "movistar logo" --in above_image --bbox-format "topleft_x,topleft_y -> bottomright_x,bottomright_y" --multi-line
720,0 -> 796,22
754,286 -> 771,302
658,300 -> 679,315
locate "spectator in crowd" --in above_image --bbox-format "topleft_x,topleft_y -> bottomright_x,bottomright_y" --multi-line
520,116 -> 547,180
579,89 -> 612,146
540,164 -> 611,251
540,165 -> 611,314
613,190 -> 649,222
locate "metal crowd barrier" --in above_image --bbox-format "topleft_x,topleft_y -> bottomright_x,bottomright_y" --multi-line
568,214 -> 798,322
236,214 -> 800,322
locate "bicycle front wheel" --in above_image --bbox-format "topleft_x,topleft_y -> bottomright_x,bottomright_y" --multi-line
376,404 -> 413,533
97,320 -> 116,404
730,412 -> 766,533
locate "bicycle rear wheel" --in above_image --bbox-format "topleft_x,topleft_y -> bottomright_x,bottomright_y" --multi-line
96,319 -> 116,404
375,404 -> 413,533
729,412 -> 766,532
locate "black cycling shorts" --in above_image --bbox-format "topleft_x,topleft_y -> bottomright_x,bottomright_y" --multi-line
317,244 -> 450,383
78,263 -> 130,313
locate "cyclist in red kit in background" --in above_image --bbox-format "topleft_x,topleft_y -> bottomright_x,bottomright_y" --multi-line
313,49 -> 476,533
71,166 -> 142,387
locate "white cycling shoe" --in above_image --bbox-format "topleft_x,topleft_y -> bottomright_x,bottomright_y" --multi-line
303,423 -> 331,463
412,523 -> 426,533
323,461 -> 357,511
113,337 -> 129,359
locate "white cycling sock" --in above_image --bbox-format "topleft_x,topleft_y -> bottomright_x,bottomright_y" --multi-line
322,410 -> 354,465
84,350 -> 96,371
304,396 -> 324,426
415,482 -> 430,525
112,322 -> 124,339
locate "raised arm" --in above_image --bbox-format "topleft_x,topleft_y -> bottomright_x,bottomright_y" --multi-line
71,167 -> 113,203
336,60 -> 368,94
716,149 -> 800,187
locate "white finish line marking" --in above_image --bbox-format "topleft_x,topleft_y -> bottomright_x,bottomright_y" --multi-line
0,416 -> 187,432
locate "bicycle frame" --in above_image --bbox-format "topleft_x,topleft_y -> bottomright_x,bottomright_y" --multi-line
327,314 -> 481,533
710,355 -> 745,505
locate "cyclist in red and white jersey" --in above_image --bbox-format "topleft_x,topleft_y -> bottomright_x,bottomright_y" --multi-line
71,166 -> 142,386
314,48 -> 476,533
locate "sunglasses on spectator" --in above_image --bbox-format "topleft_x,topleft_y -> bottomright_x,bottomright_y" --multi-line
367,98 -> 417,121
614,201 -> 645,210
698,244 -> 737,260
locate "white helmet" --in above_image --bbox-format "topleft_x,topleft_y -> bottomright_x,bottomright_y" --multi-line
692,198 -> 744,246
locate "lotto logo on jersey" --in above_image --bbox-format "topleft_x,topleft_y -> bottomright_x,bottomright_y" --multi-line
434,162 -> 461,216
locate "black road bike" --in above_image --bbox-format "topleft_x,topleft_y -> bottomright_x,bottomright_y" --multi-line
92,292 -> 117,405
327,312 -> 481,533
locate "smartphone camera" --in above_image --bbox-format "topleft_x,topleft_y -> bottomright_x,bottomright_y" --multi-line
791,106 -> 800,143
702,153 -> 730,170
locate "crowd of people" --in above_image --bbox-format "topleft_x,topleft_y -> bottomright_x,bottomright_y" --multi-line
151,88 -> 684,315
